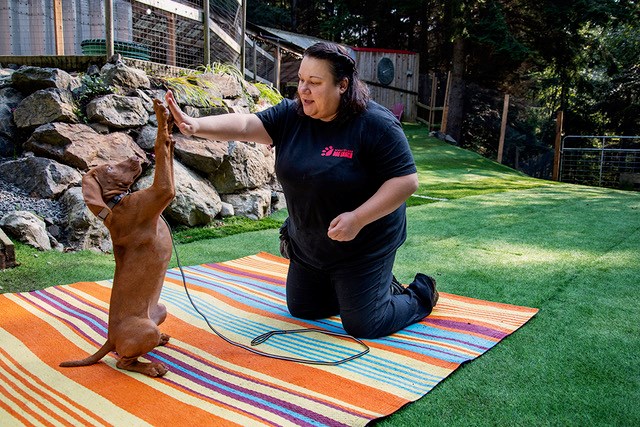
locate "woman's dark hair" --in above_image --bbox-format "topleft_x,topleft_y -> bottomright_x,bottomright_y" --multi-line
295,42 -> 370,123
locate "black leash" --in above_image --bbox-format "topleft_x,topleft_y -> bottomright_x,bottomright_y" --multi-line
163,216 -> 370,366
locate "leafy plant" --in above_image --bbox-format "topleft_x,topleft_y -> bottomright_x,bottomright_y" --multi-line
163,75 -> 222,108
72,74 -> 115,122
254,82 -> 284,106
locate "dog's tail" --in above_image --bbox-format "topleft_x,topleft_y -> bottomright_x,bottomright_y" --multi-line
59,341 -> 115,367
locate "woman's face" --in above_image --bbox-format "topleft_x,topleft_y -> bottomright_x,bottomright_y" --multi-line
297,56 -> 348,122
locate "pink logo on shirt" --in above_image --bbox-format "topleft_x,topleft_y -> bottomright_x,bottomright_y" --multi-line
321,146 -> 353,159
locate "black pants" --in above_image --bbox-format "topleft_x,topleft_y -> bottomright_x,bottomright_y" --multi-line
285,249 -> 436,339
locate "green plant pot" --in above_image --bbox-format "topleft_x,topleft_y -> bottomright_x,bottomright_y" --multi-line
81,38 -> 150,61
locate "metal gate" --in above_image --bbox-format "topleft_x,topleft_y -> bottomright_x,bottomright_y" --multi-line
560,135 -> 640,189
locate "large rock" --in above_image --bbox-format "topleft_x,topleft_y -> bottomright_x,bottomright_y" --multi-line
11,66 -> 74,94
0,211 -> 51,251
210,141 -> 274,193
0,87 -> 24,136
86,94 -> 149,128
201,73 -> 244,99
133,160 -> 222,227
13,88 -> 79,129
60,187 -> 112,252
221,187 -> 272,220
0,68 -> 14,88
25,122 -> 147,171
0,157 -> 81,199
174,133 -> 228,175
136,124 -> 158,150
100,60 -> 150,93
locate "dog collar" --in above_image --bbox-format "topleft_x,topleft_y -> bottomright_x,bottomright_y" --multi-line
98,190 -> 130,221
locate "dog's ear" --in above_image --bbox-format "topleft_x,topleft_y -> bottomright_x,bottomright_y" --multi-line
82,168 -> 110,219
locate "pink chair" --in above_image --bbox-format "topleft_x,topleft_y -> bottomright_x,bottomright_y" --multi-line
391,103 -> 404,121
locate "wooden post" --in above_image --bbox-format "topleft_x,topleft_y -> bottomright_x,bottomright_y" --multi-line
240,0 -> 247,76
440,71 -> 451,133
167,12 -> 176,66
497,94 -> 510,163
253,42 -> 258,82
203,0 -> 211,66
275,44 -> 282,91
105,0 -> 114,58
552,110 -> 564,181
428,72 -> 437,130
53,0 -> 64,55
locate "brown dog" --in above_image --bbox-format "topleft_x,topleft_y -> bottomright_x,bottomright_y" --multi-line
60,99 -> 175,377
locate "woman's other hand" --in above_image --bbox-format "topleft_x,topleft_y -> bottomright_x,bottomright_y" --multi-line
327,212 -> 363,241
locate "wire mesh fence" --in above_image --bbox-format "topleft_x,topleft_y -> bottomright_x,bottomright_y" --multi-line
560,135 -> 640,190
1,0 -> 276,81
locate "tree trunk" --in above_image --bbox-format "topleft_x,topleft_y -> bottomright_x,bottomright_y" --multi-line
446,36 -> 466,143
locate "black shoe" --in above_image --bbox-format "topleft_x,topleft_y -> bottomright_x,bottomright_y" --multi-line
409,273 -> 439,308
390,275 -> 405,295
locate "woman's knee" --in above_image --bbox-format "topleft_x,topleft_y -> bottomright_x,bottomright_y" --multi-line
341,313 -> 384,339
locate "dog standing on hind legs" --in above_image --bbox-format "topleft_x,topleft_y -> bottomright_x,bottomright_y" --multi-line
60,99 -> 176,377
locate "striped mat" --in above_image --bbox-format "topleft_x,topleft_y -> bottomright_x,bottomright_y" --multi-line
0,252 -> 538,426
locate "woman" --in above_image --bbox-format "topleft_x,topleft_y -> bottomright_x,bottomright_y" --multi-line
165,42 -> 438,339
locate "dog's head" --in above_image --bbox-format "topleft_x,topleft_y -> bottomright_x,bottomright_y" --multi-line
82,157 -> 143,219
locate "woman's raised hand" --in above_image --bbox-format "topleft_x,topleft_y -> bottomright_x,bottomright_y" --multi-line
165,90 -> 198,136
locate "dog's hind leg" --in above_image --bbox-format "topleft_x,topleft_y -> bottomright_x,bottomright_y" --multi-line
114,319 -> 168,377
117,355 -> 168,377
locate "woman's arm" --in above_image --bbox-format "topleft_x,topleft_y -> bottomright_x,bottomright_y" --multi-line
327,173 -> 419,241
165,90 -> 273,145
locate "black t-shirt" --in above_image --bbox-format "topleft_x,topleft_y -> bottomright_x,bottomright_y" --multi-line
256,99 -> 417,269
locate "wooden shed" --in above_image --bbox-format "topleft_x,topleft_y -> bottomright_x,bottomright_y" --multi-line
352,47 -> 419,122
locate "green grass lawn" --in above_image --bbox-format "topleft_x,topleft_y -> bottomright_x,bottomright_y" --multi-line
2,124 -> 639,426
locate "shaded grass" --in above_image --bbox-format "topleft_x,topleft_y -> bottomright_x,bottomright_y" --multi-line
403,123 -> 557,205
2,123 -> 640,426
172,210 -> 287,244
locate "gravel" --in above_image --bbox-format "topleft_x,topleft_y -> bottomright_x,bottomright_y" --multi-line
0,178 -> 66,225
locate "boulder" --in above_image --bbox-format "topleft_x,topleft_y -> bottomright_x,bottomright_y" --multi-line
100,60 -> 150,93
174,133 -> 228,175
86,94 -> 149,128
0,87 -> 23,156
10,66 -> 74,94
60,187 -> 112,252
209,141 -> 274,193
13,88 -> 79,129
136,124 -> 158,150
0,87 -> 24,137
200,73 -> 244,99
0,68 -> 14,88
0,157 -> 81,199
221,187 -> 272,220
25,122 -> 147,171
133,160 -> 222,227
0,210 -> 51,251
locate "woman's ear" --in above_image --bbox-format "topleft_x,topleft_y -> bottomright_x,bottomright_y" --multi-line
339,77 -> 349,94
82,168 -> 110,219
